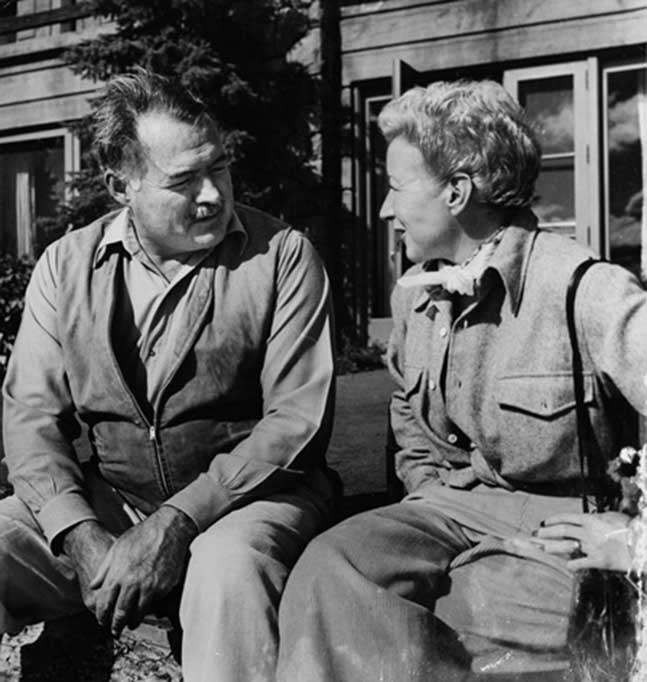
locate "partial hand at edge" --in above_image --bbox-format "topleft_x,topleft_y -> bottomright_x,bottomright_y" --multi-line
89,505 -> 198,637
535,511 -> 633,572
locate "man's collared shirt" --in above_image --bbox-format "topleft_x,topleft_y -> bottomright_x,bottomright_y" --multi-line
94,209 -> 245,410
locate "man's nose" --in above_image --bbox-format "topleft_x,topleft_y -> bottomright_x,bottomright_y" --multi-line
379,190 -> 393,220
196,175 -> 221,204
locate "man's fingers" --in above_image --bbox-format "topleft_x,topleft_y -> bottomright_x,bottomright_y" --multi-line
126,590 -> 152,631
111,586 -> 139,637
94,581 -> 120,630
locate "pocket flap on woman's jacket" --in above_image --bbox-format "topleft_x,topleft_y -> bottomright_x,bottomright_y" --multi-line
496,373 -> 594,418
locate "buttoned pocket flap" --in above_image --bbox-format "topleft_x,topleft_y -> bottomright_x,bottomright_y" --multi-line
496,373 -> 594,418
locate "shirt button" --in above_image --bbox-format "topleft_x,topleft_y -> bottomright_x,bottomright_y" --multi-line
470,441 -> 477,449
448,433 -> 458,444
148,348 -> 156,358
439,327 -> 448,338
428,378 -> 436,391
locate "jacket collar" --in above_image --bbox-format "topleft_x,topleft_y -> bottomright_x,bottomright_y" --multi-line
483,208 -> 539,315
410,208 -> 540,316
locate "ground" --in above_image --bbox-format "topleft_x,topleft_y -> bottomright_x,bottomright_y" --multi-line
0,368 -> 394,681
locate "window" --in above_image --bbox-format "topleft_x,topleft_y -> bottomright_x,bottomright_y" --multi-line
603,63 -> 646,279
506,58 -> 647,278
0,0 -> 17,45
0,0 -> 85,44
0,130 -> 79,257
504,61 -> 600,251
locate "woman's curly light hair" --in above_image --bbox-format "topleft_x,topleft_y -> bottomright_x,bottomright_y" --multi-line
378,79 -> 542,209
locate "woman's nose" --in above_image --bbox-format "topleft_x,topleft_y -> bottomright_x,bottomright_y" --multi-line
379,189 -> 394,220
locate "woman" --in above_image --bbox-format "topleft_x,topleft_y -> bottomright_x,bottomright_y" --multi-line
276,80 -> 647,681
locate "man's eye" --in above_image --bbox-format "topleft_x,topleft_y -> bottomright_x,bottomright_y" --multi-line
169,176 -> 193,189
209,164 -> 229,176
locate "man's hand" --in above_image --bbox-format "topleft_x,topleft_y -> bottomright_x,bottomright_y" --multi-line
89,505 -> 198,637
534,512 -> 633,571
62,520 -> 116,619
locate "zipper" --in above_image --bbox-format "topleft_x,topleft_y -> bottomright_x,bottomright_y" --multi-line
148,423 -> 171,497
104,259 -> 172,498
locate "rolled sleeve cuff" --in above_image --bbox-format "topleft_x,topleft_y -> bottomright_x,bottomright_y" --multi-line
163,473 -> 232,532
38,491 -> 99,552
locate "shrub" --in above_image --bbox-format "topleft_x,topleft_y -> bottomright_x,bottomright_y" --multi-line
336,339 -> 386,375
0,254 -> 34,384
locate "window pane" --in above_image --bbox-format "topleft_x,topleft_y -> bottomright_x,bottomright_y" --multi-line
0,1 -> 17,45
532,156 -> 575,234
606,67 -> 646,277
518,75 -> 574,154
0,137 -> 65,257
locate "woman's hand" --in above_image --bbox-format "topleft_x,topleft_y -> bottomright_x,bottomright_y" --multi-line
535,512 -> 633,572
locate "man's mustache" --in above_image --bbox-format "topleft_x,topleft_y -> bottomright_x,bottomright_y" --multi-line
192,203 -> 223,220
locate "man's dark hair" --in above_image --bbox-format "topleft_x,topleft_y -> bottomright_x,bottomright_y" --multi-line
93,67 -> 213,175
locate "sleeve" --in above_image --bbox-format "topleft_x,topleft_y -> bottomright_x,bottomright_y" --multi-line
163,230 -> 336,530
578,262 -> 647,418
386,283 -> 444,492
2,245 -> 97,548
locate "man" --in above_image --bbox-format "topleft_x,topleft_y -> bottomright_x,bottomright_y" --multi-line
276,80 -> 647,680
0,69 -> 338,682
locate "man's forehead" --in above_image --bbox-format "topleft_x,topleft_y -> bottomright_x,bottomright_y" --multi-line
135,110 -> 223,167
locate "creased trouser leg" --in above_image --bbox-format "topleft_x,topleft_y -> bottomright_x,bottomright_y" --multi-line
179,486 -> 332,682
0,496 -> 83,634
276,503 -> 473,682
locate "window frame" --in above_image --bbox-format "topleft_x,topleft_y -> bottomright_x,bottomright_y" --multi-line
601,60 -> 647,264
0,127 -> 80,256
503,59 -> 601,255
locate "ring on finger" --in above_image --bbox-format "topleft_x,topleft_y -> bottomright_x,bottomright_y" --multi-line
571,539 -> 585,558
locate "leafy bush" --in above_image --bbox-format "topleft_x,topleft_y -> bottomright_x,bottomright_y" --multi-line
0,254 -> 34,384
336,339 -> 386,375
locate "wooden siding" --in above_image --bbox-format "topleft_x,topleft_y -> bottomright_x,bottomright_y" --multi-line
341,0 -> 647,84
0,60 -> 96,129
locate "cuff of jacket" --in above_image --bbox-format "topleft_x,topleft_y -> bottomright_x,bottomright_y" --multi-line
38,491 -> 99,553
163,473 -> 231,532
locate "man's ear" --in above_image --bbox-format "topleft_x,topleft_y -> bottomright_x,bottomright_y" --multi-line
446,173 -> 472,216
104,170 -> 130,205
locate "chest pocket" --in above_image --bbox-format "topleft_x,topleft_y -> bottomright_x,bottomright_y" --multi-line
496,373 -> 594,419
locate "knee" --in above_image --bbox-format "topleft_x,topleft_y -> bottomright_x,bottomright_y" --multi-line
284,516 -> 369,596
186,525 -> 274,593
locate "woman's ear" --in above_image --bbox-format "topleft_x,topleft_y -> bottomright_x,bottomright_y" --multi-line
446,173 -> 472,216
104,170 -> 130,205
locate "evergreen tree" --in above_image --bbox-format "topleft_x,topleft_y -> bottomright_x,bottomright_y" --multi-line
46,0 -> 323,240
